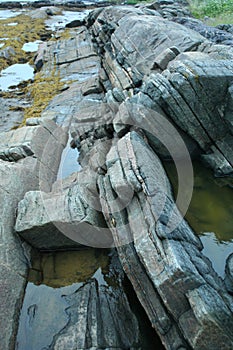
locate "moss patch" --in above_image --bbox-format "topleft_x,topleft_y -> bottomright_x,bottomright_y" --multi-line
188,0 -> 233,19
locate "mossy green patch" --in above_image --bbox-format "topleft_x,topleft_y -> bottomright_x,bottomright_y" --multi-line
188,0 -> 233,20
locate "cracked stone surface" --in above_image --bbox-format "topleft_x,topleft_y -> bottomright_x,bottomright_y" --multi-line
1,1 -> 233,350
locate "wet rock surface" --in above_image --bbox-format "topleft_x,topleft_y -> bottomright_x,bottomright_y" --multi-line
0,121 -> 67,349
98,130 -> 233,349
0,1 -> 233,350
0,97 -> 29,132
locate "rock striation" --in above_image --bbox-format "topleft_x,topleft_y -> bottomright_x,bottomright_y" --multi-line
1,2 -> 233,350
0,120 -> 67,349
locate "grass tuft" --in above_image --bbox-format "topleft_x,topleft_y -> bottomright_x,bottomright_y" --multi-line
188,0 -> 233,21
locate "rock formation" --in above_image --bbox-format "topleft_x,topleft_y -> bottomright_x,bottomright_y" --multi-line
0,1 -> 233,349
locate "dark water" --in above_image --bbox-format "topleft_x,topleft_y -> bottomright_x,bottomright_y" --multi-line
16,249 -> 164,350
28,249 -> 109,287
164,160 -> 233,277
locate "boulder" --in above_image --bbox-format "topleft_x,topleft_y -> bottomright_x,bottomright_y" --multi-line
66,19 -> 85,28
15,169 -> 111,250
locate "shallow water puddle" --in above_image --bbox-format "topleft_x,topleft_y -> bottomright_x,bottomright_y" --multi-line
200,232 -> 233,277
57,134 -> 81,179
16,248 -> 164,350
164,160 -> 233,277
0,63 -> 34,91
28,249 -> 109,288
6,22 -> 18,26
16,249 -> 109,350
46,10 -> 90,31
0,10 -> 21,20
22,40 -> 42,52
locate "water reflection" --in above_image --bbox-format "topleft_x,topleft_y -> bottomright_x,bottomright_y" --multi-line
57,135 -> 81,179
28,249 -> 109,288
164,160 -> 233,277
200,232 -> 233,277
164,160 -> 233,241
0,63 -> 34,91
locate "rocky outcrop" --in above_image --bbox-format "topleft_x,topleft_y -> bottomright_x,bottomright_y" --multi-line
98,130 -> 233,349
147,0 -> 233,46
84,5 -> 233,176
70,5 -> 233,349
1,2 -> 233,350
0,121 -> 67,349
174,17 -> 233,46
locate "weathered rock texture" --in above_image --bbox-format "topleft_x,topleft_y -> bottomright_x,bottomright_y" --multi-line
2,2 -> 233,350
15,170 -> 110,250
99,130 -> 233,349
0,121 -> 67,349
84,5 -> 233,177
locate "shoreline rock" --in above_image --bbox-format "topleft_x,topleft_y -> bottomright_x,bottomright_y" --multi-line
0,2 -> 233,349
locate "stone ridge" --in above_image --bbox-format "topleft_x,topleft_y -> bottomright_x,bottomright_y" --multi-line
1,1 -> 233,350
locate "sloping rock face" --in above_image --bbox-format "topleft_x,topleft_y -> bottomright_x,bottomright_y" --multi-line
3,2 -> 233,350
98,130 -> 233,349
0,121 -> 67,349
54,5 -> 232,349
15,171 -> 110,250
84,5 -> 233,177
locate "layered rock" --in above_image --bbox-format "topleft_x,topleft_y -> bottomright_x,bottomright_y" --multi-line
98,130 -> 233,349
174,17 -> 233,46
15,169 -> 111,250
85,5 -> 233,176
2,3 -> 233,350
69,5 -> 233,349
0,121 -> 67,349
